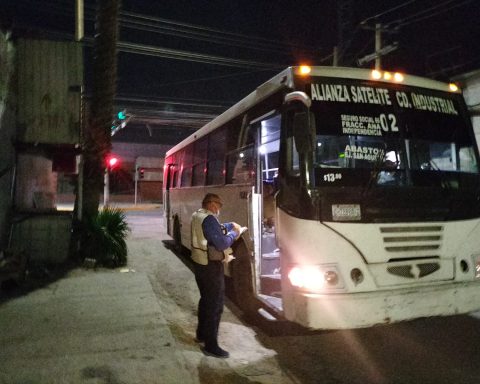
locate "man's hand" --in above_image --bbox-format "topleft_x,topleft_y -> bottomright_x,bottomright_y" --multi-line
232,222 -> 242,239
223,253 -> 236,264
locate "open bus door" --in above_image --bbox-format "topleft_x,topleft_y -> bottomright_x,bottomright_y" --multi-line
231,113 -> 282,315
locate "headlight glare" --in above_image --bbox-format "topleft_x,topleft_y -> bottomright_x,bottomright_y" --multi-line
288,265 -> 343,292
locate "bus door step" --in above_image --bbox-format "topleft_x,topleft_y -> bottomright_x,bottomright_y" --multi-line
257,307 -> 277,321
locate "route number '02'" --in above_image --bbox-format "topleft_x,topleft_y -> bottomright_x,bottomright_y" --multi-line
380,113 -> 399,132
324,173 -> 342,182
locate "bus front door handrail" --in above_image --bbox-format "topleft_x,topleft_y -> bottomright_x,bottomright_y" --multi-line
246,188 -> 253,235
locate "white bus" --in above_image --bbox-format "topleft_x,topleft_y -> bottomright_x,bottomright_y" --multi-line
163,66 -> 480,329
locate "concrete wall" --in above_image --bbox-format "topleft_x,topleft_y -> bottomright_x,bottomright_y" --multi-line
15,153 -> 57,210
16,39 -> 82,145
10,214 -> 72,263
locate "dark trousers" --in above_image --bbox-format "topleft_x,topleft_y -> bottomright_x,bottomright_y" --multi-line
194,260 -> 225,349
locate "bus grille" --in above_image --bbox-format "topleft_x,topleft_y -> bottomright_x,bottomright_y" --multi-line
387,263 -> 440,278
380,225 -> 443,256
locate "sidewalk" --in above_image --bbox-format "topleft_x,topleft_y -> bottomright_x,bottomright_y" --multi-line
0,271 -> 194,384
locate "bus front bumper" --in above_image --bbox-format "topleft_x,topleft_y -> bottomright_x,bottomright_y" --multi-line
284,281 -> 480,330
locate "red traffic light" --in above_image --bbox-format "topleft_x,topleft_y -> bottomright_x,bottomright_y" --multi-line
106,154 -> 120,169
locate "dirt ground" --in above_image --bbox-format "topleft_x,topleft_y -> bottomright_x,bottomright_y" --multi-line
124,210 -> 299,384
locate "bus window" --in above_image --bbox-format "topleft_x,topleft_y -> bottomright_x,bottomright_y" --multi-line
207,160 -> 225,185
259,114 -> 280,181
192,139 -> 207,186
207,128 -> 227,185
192,164 -> 206,186
171,167 -> 178,188
226,146 -> 254,184
410,140 -> 478,173
181,167 -> 192,187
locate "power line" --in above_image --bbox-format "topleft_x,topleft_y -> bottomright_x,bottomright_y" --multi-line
360,0 -> 417,26
153,68 -> 276,88
119,11 -> 318,56
392,0 -> 474,27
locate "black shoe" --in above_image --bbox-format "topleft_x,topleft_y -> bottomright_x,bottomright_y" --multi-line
201,346 -> 230,358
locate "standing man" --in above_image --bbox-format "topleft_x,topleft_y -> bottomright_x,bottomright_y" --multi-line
191,193 -> 241,358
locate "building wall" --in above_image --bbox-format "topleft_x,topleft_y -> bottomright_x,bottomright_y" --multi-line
0,31 -> 16,248
16,39 -> 82,145
6,37 -> 82,264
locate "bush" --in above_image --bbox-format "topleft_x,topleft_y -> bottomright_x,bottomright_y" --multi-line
84,206 -> 130,268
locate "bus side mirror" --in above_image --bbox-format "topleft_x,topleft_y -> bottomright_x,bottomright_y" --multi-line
293,112 -> 315,154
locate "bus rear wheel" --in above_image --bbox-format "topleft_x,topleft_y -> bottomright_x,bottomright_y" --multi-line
172,215 -> 182,252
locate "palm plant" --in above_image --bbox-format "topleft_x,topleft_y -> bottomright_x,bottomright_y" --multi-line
84,206 -> 130,268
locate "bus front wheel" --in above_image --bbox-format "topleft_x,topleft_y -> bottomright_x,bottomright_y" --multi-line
230,237 -> 258,315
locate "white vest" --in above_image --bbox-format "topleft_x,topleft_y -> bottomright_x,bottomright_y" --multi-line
191,208 -> 211,265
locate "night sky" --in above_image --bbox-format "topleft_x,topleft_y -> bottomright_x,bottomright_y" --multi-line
2,0 -> 480,141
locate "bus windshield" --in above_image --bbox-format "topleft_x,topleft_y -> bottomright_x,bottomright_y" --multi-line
306,77 -> 479,187
315,135 -> 478,173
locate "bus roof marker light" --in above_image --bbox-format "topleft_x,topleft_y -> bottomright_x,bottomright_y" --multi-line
383,71 -> 392,81
449,83 -> 459,92
393,72 -> 404,83
371,70 -> 382,80
299,65 -> 311,75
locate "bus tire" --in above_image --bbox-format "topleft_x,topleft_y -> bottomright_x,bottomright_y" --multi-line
172,215 -> 182,252
230,237 -> 258,315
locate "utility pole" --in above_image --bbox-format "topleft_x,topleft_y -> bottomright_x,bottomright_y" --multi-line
82,0 -> 120,221
75,0 -> 84,42
336,0 -> 354,66
357,22 -> 398,68
375,23 -> 381,69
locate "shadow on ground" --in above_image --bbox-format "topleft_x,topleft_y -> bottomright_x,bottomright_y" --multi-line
0,259 -> 79,304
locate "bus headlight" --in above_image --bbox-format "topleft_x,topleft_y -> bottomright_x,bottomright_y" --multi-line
288,265 -> 344,292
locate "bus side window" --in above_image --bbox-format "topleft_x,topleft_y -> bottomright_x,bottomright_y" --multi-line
181,167 -> 192,187
226,146 -> 254,184
171,168 -> 178,188
180,145 -> 193,187
207,128 -> 227,185
192,138 -> 207,186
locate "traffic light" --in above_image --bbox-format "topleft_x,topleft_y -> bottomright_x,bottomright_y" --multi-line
105,154 -> 120,170
117,110 -> 127,120
139,167 -> 145,179
111,109 -> 129,135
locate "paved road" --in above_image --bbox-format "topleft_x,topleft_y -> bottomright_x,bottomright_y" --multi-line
127,209 -> 480,384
